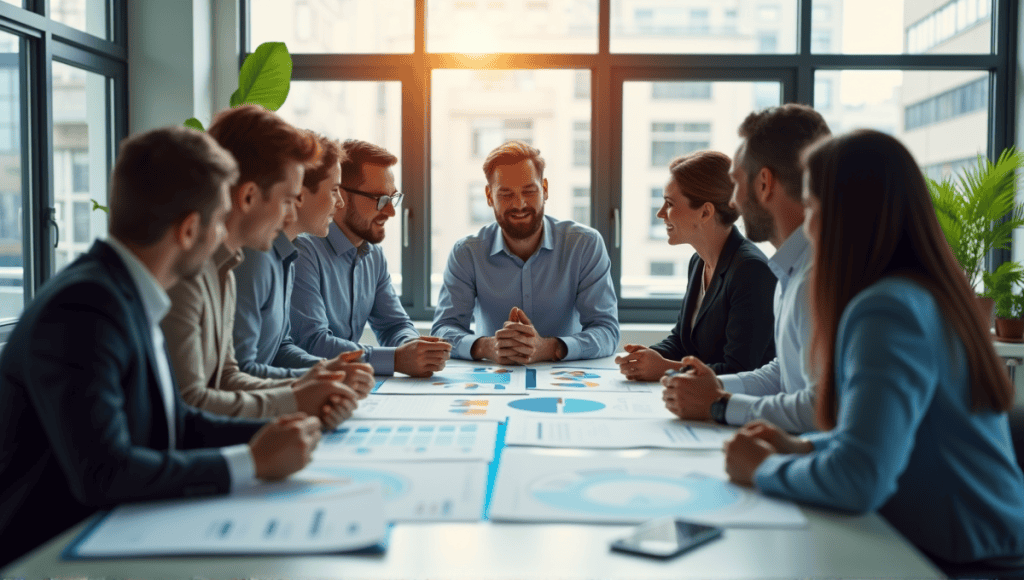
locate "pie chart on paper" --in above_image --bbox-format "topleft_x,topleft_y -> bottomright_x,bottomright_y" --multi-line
507,397 -> 606,414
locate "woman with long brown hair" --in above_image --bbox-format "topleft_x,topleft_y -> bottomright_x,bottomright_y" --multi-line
723,130 -> 1024,572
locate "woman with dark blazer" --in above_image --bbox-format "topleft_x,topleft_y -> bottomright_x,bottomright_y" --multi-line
617,150 -> 777,380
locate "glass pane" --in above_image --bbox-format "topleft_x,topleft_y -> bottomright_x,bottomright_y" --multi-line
815,70 -> 988,183
249,0 -> 414,53
611,0 -> 797,54
275,81 -> 404,296
1,0 -> 25,7
815,0 -> 991,54
52,62 -> 108,273
431,69 -> 591,305
428,0 -> 598,53
49,0 -> 108,39
621,80 -> 781,300
0,32 -> 22,319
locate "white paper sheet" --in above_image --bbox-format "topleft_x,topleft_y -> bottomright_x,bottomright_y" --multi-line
304,459 -> 489,521
489,448 -> 806,528
71,481 -> 386,557
531,364 -> 658,393
314,420 -> 498,462
376,365 -> 527,394
352,394 -> 507,421
504,418 -> 734,450
353,393 -> 676,421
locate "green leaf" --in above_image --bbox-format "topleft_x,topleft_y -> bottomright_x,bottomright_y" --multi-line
230,42 -> 292,111
183,117 -> 204,131
90,199 -> 108,213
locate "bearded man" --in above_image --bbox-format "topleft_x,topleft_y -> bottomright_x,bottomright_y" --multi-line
290,140 -> 451,377
432,140 -> 618,363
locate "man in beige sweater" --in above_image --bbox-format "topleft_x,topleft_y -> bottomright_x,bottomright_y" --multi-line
163,105 -> 369,428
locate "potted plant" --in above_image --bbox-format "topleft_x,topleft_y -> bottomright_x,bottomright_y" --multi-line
928,148 -> 1024,324
982,261 -> 1024,340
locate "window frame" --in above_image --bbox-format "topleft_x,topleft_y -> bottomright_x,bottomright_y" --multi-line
0,0 -> 126,317
242,0 -> 1018,323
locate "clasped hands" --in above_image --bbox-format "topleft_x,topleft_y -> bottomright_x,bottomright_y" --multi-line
472,307 -> 566,365
292,349 -> 374,431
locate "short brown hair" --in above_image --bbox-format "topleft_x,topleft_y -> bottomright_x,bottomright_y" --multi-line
108,126 -> 238,247
737,104 -> 831,202
482,140 -> 545,184
669,151 -> 739,225
340,139 -> 398,189
303,133 -> 347,191
207,104 -> 319,198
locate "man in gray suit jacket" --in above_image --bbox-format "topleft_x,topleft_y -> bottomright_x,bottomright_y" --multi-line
0,126 -> 323,568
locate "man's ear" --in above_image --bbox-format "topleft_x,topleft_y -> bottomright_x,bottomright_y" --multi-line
234,181 -> 260,213
485,184 -> 495,208
296,187 -> 309,209
757,167 -> 776,204
174,211 -> 202,251
542,177 -> 549,200
702,202 -> 714,222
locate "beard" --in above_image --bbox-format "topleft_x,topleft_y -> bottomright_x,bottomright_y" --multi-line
344,205 -> 385,244
496,207 -> 544,240
739,186 -> 774,243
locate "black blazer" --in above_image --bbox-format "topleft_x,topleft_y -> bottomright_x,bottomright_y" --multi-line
0,240 -> 265,567
651,227 -> 777,375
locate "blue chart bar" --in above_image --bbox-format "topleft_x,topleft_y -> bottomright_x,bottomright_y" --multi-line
309,509 -> 325,538
264,520 -> 277,538
219,521 -> 232,538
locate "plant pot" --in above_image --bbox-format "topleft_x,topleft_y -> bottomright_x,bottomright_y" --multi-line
994,317 -> 1024,340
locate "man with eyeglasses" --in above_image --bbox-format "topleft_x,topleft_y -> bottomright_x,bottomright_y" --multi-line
290,139 -> 452,377
432,141 -> 619,364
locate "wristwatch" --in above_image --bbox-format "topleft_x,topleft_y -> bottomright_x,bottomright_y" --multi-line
709,396 -> 729,425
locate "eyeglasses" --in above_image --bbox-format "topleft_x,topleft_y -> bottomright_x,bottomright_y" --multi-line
345,188 -> 404,211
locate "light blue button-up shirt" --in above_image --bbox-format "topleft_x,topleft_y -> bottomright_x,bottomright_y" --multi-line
290,222 -> 420,375
755,277 -> 1024,564
431,215 -> 619,361
719,227 -> 816,432
233,233 -> 323,379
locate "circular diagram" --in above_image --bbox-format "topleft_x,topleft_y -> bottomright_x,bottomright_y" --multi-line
507,397 -> 606,414
530,469 -> 744,518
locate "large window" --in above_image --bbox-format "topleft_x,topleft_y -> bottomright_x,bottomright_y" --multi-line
247,0 -> 1014,323
0,1 -> 125,321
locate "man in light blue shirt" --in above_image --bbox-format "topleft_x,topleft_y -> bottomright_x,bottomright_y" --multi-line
662,104 -> 831,433
290,140 -> 452,376
432,141 -> 619,363
233,134 -> 372,395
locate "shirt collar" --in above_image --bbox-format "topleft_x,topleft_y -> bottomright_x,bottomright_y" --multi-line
105,237 -> 171,326
489,216 -> 554,257
214,243 -> 244,274
272,232 -> 299,266
769,227 -> 811,280
325,221 -> 358,257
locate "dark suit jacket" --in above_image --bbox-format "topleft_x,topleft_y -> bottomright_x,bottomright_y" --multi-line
651,227 -> 777,375
0,240 -> 265,567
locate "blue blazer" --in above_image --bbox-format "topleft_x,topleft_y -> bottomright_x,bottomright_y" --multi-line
0,240 -> 265,566
651,227 -> 777,374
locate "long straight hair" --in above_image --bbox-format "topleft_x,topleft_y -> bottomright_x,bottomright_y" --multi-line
804,130 -> 1013,430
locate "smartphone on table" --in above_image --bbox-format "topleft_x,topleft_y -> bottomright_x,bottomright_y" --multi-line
610,516 -> 723,560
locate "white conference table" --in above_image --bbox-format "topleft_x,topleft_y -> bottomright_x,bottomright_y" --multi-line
3,357 -> 942,579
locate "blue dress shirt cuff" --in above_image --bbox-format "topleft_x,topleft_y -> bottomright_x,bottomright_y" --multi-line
558,336 -> 581,361
720,374 -> 745,394
367,346 -> 398,375
752,452 -> 791,491
221,444 -> 257,492
724,393 -> 757,426
456,334 -> 487,361
802,430 -> 833,450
